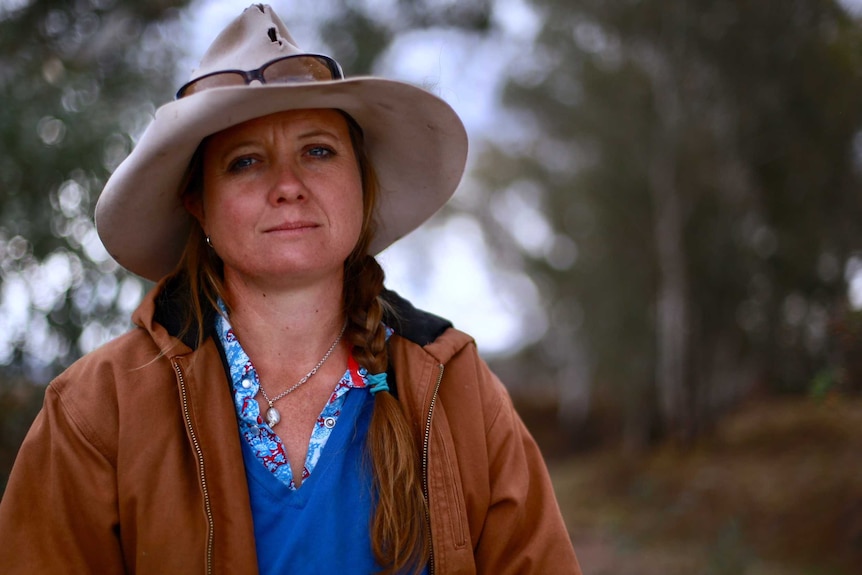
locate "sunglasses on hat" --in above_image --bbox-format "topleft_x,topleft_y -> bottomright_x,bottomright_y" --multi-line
176,54 -> 344,99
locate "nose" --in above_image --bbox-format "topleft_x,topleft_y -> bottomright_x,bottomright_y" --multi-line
269,159 -> 306,204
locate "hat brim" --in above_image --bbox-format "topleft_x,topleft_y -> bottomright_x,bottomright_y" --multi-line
95,78 -> 468,281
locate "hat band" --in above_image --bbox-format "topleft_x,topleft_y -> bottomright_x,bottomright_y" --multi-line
176,54 -> 344,99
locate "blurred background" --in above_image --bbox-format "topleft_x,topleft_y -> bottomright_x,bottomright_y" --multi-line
2,0 -> 862,572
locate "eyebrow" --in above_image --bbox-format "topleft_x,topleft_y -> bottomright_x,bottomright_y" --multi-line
294,127 -> 342,141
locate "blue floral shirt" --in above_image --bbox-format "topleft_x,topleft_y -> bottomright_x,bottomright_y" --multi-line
215,301 -> 375,490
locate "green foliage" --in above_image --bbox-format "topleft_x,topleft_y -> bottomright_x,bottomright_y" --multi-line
809,368 -> 839,401
0,0 -> 190,378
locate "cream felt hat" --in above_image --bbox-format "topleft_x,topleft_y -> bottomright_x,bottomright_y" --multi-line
95,4 -> 468,281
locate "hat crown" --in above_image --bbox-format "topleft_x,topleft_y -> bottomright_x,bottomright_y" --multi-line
191,4 -> 303,80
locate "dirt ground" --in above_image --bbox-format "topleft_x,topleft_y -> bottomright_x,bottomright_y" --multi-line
538,396 -> 862,575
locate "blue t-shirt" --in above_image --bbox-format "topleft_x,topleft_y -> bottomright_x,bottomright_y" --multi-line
241,389 -> 384,574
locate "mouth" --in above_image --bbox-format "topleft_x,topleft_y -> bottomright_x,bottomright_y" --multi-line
264,221 -> 320,233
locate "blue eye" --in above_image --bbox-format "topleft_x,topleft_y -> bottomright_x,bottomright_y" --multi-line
307,146 -> 334,158
228,156 -> 256,172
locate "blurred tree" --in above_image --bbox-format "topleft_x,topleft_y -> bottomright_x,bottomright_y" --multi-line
472,0 -> 862,446
317,0 -> 492,74
0,0 -> 190,380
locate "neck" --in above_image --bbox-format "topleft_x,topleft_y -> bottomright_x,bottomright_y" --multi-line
222,270 -> 347,372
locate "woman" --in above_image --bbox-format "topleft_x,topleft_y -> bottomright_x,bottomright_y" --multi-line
0,5 -> 581,574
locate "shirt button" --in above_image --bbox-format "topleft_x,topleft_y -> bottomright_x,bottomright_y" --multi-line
241,379 -> 252,389
324,417 -> 336,429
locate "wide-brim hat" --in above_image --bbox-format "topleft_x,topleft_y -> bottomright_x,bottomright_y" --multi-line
95,4 -> 468,282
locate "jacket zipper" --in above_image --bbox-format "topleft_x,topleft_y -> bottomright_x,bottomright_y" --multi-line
422,363 -> 445,575
173,359 -> 215,575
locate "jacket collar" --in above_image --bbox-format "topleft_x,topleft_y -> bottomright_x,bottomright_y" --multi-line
131,276 -> 196,358
134,275 -> 456,353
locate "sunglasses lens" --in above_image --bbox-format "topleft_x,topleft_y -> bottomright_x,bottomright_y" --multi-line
263,56 -> 341,84
175,56 -> 344,99
178,72 -> 248,98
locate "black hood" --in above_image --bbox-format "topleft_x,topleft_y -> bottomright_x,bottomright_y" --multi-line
152,275 -> 452,351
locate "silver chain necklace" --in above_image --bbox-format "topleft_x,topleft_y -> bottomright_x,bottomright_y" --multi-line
259,319 -> 347,428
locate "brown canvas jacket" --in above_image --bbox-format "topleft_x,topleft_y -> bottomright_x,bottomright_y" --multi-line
0,282 -> 581,574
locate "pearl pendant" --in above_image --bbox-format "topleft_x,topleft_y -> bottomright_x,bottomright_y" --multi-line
265,406 -> 281,427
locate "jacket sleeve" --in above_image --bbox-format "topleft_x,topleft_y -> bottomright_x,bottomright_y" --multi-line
0,384 -> 126,573
474,366 -> 582,574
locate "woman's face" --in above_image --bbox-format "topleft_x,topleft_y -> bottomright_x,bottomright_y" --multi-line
188,109 -> 364,290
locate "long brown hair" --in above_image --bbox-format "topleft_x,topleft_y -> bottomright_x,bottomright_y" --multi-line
172,111 -> 429,574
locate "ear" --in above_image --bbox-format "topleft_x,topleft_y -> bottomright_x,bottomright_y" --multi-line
183,193 -> 205,228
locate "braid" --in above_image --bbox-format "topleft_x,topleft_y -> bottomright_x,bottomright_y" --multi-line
344,255 -> 429,575
338,110 -> 429,573
344,255 -> 388,373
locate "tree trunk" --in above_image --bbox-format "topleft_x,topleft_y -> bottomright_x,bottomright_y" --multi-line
636,44 -> 694,441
